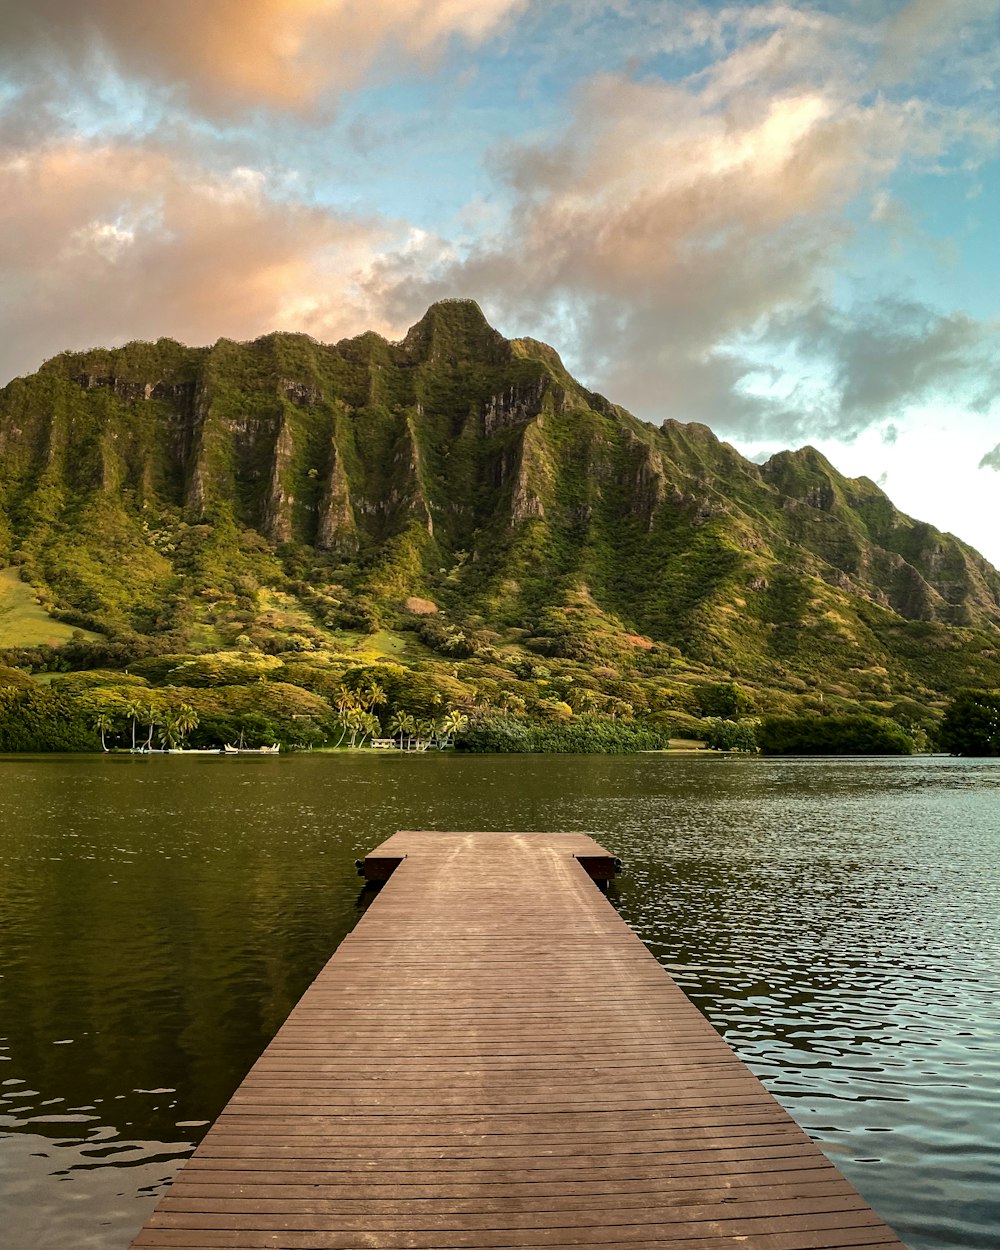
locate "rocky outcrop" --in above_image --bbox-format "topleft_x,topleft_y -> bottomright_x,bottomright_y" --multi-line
508,422 -> 549,524
482,378 -> 548,436
315,442 -> 358,554
183,381 -> 214,516
621,432 -> 667,530
281,379 -> 322,407
264,417 -> 295,544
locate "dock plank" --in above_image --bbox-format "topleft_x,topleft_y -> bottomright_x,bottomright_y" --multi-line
129,831 -> 907,1249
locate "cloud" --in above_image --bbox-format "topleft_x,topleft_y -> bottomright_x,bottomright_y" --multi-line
0,140 -> 409,382
371,57 -> 915,434
370,4 -> 1000,444
766,298 -> 1000,433
980,444 -> 1000,471
0,0 -> 526,115
882,0 -> 1000,79
2,0 -> 998,458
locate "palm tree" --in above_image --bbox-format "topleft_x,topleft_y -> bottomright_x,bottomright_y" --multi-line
388,709 -> 409,749
175,702 -> 199,746
570,688 -> 596,715
342,707 -> 379,749
157,713 -> 182,750
359,682 -> 386,712
356,711 -> 380,749
93,711 -> 114,752
333,703 -> 355,748
123,699 -> 144,751
439,709 -> 468,747
143,704 -> 157,751
335,685 -> 358,717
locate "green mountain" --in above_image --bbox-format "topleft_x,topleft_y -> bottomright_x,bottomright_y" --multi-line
2,298 -> 999,729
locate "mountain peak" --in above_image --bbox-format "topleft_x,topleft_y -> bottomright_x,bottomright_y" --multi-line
402,300 -> 510,366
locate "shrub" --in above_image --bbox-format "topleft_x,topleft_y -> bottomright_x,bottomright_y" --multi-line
456,713 -> 670,754
0,664 -> 35,691
939,690 -> 1000,756
662,710 -> 707,740
0,685 -> 98,751
758,713 -> 913,755
702,717 -> 759,752
695,680 -> 755,718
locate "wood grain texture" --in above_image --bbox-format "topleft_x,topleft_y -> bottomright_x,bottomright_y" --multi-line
129,831 -> 908,1249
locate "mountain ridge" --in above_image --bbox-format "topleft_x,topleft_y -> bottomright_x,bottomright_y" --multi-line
2,299 -> 999,718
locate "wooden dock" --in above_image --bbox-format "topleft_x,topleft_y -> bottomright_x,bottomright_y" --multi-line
130,830 -> 907,1249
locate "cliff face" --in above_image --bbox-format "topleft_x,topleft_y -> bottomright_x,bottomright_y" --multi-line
1,299 -> 999,695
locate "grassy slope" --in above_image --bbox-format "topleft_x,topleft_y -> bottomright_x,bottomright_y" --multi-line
0,568 -> 99,647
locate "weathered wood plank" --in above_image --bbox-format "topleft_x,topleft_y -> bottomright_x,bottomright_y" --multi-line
128,831 -> 907,1250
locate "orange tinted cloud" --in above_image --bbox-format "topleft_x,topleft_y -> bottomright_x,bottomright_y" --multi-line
0,140 -> 406,381
0,0 -> 526,112
383,66 -> 908,409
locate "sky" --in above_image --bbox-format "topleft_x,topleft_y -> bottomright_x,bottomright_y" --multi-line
1,0 -> 999,562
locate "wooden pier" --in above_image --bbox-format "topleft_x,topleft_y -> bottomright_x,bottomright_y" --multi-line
130,830 -> 907,1249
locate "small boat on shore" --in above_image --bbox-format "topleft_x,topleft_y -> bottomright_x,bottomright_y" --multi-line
223,743 -> 280,755
131,746 -> 223,754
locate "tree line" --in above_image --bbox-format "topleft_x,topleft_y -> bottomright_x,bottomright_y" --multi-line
3,660 -> 999,756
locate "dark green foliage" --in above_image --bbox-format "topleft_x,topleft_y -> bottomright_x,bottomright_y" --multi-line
171,682 -> 338,748
702,718 -> 759,752
0,633 -> 176,674
414,616 -> 481,658
341,662 -> 473,720
0,685 -> 98,751
695,681 -> 755,718
659,709 -> 707,740
456,713 -> 670,753
759,713 -> 914,755
939,690 -> 1000,756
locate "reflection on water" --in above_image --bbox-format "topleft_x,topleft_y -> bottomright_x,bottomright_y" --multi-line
604,756 -> 1000,1250
1,752 -> 998,1248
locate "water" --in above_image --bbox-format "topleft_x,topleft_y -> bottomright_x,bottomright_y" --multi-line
0,752 -> 997,1249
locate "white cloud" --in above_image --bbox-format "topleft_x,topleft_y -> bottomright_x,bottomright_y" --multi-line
369,3 -> 1000,447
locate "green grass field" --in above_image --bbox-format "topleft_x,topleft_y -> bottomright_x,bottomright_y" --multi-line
364,630 -> 417,656
0,568 -> 99,647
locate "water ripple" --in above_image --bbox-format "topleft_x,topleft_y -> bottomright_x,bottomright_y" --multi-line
1,751 -> 998,1249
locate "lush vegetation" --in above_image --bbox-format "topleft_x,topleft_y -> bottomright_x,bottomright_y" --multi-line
456,714 -> 670,753
938,690 -> 1000,756
1,301 -> 998,754
700,717 -> 760,752
758,713 -> 914,756
0,683 -> 98,752
0,659 -> 477,753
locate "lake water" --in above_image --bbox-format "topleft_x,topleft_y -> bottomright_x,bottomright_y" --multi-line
1,752 -> 998,1249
